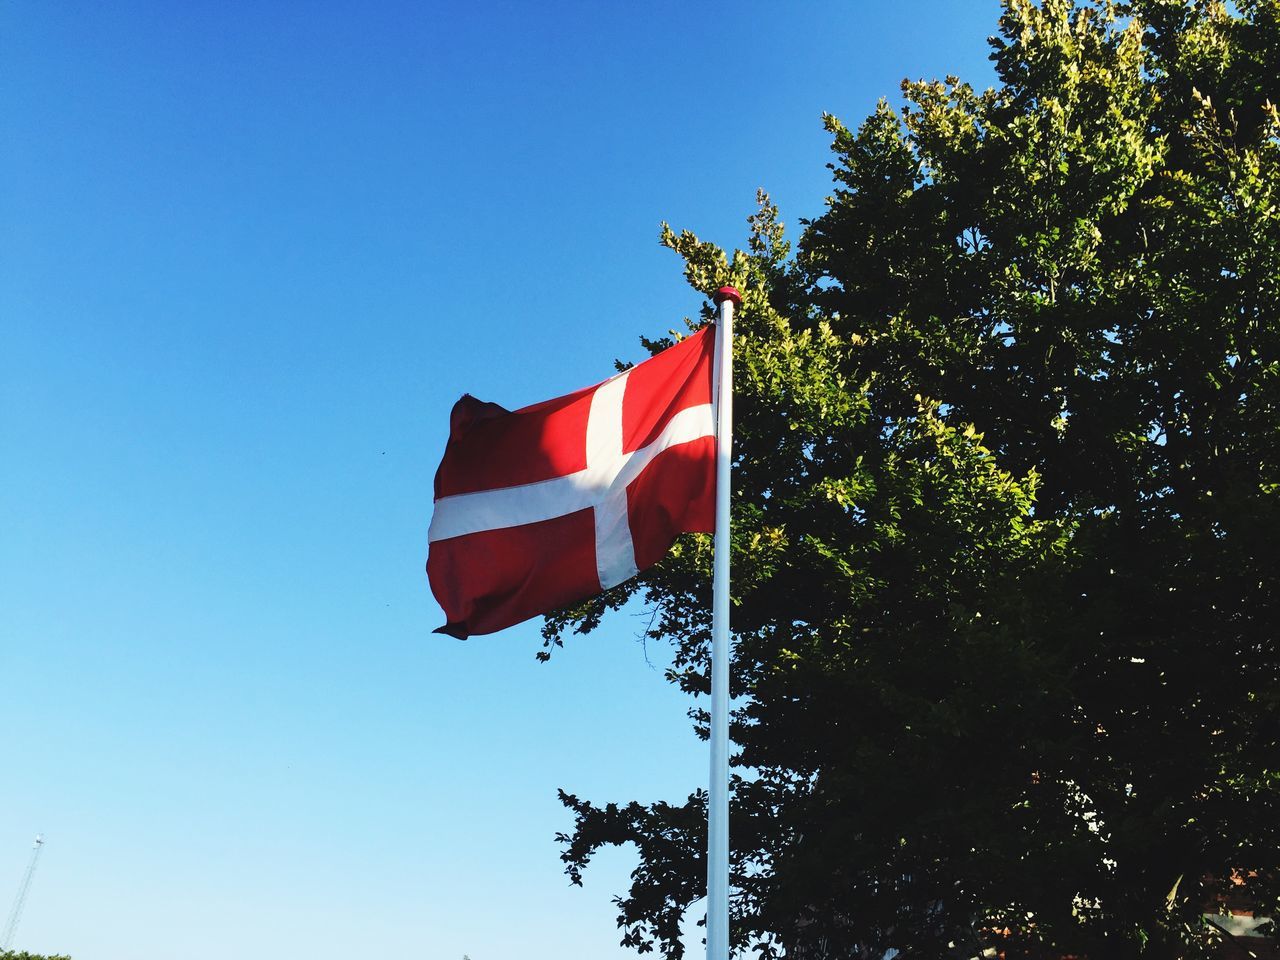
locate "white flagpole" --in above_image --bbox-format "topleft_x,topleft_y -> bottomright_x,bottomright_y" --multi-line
708,285 -> 739,960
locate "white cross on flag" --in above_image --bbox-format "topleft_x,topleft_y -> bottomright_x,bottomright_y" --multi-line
427,326 -> 717,638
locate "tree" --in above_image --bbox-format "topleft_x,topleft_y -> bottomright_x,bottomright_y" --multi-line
545,1 -> 1280,957
0,952 -> 72,960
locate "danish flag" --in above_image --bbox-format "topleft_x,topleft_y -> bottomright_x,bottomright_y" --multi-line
427,326 -> 718,638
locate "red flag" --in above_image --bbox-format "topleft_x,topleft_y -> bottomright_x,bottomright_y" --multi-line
427,326 -> 717,639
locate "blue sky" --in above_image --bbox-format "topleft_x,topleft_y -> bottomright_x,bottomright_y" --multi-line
1,2 -> 998,957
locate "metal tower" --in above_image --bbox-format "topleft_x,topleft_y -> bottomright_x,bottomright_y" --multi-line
1,834 -> 45,951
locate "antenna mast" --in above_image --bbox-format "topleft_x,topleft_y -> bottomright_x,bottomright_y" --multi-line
1,834 -> 45,951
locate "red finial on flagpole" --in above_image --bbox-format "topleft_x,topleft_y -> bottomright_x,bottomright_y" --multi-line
713,285 -> 742,307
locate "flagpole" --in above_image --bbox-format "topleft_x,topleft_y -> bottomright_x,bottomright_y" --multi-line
709,284 -> 740,960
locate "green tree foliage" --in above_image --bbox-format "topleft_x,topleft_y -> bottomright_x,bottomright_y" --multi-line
0,952 -> 72,960
546,1 -> 1280,957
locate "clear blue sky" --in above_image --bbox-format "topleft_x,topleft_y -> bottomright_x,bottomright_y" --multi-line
1,3 -> 998,957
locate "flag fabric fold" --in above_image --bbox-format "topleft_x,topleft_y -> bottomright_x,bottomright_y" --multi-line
427,326 -> 717,639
